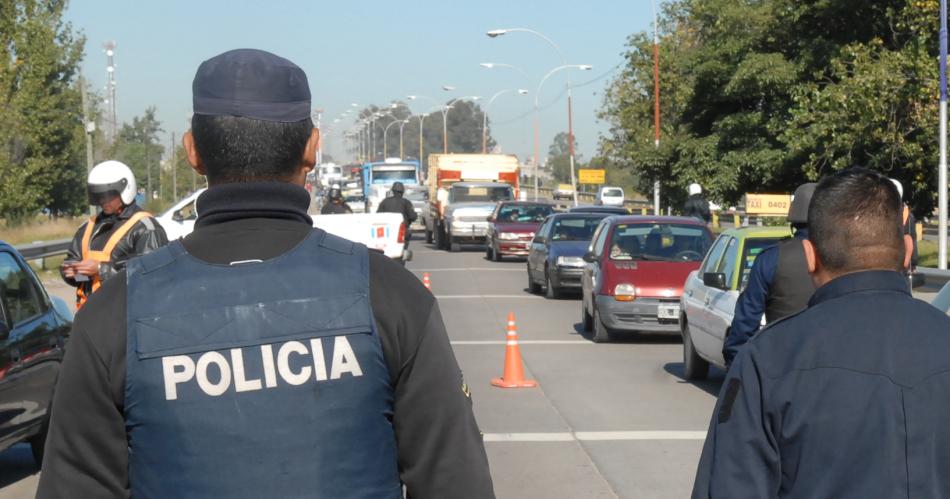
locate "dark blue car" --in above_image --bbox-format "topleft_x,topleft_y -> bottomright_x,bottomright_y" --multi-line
0,241 -> 71,466
526,213 -> 611,298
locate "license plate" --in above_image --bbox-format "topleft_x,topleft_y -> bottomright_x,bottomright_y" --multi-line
658,304 -> 680,320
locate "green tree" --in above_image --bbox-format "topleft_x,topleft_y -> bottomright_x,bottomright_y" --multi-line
0,0 -> 86,221
600,0 -> 941,215
547,132 -> 578,184
112,107 -> 165,202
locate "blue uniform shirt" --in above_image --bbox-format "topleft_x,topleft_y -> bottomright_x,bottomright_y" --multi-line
723,229 -> 808,365
694,270 -> 950,499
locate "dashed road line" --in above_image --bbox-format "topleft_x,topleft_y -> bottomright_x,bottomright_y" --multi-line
452,340 -> 590,345
482,431 -> 707,442
436,294 -> 543,299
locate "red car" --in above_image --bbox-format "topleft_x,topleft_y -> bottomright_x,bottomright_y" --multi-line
580,216 -> 713,343
485,202 -> 556,261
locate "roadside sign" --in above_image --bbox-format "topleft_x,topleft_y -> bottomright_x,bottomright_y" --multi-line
578,169 -> 606,185
745,194 -> 791,216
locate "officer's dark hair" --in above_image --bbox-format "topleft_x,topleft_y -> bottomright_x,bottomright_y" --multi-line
808,167 -> 904,274
191,114 -> 313,183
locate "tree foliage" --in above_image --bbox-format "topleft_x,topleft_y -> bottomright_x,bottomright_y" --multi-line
112,107 -> 165,199
600,0 -> 941,216
0,0 -> 86,220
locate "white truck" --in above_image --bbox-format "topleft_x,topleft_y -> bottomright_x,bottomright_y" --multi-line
157,189 -> 411,262
423,154 -> 520,251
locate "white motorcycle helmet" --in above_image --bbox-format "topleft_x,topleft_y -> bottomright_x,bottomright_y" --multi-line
88,160 -> 137,205
688,183 -> 702,196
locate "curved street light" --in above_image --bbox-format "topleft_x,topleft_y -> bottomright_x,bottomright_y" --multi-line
442,96 -> 480,154
488,28 -> 586,205
383,119 -> 408,158
482,89 -> 529,153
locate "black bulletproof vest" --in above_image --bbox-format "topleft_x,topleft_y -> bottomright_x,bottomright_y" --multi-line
766,238 -> 816,323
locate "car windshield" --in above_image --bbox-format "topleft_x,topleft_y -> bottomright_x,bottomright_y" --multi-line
451,185 -> 512,203
497,204 -> 553,223
405,190 -> 428,202
550,217 -> 604,242
602,188 -> 623,197
372,168 -> 416,182
609,223 -> 712,262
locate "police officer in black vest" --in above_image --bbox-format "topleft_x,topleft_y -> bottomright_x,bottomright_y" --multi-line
693,168 -> 950,498
37,49 -> 494,499
722,183 -> 816,366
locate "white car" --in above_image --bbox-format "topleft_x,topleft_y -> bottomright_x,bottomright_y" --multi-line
679,226 -> 790,379
595,186 -> 625,207
157,189 -> 410,261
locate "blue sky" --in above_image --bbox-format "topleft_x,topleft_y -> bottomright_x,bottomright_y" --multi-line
65,1 -> 654,164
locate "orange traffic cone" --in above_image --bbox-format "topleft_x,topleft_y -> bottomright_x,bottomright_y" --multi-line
491,313 -> 537,388
422,272 -> 432,291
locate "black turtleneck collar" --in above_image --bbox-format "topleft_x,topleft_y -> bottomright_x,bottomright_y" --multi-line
194,182 -> 312,228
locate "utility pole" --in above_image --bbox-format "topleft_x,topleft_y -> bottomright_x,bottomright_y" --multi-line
651,0 -> 662,215
145,138 -> 151,206
940,0 -> 948,269
104,41 -> 118,142
171,132 -> 177,201
80,74 -> 96,215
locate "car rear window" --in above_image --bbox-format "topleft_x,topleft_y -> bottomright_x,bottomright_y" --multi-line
602,188 -> 623,197
498,204 -> 554,223
609,223 -> 712,262
451,186 -> 513,203
550,217 -> 604,241
739,237 -> 784,290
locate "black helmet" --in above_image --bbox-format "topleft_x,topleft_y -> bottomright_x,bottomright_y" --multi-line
787,183 -> 817,225
329,188 -> 343,201
392,182 -> 405,194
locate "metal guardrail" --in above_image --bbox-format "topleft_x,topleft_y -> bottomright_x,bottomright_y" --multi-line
15,239 -> 71,260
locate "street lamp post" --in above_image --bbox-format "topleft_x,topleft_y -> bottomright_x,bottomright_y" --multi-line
650,0 -> 662,215
441,96 -> 481,154
534,65 -> 591,203
940,0 -> 948,269
383,119 -> 404,158
488,28 -> 588,206
398,119 -> 411,158
482,89 -> 529,153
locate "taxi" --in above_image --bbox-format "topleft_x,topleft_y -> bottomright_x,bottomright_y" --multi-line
679,226 -> 791,379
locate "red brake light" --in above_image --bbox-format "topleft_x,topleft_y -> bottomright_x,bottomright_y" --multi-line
398,222 -> 406,244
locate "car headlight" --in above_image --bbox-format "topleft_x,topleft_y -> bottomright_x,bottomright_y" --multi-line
614,283 -> 636,302
498,232 -> 521,240
556,256 -> 585,268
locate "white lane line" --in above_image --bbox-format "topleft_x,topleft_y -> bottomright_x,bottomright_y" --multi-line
452,340 -> 590,345
482,431 -> 707,442
436,294 -> 543,299
413,268 -> 523,272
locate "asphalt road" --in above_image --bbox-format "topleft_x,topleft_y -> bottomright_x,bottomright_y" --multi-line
4,244 -> 945,498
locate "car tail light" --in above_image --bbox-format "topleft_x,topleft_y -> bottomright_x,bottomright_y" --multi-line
397,222 -> 406,244
614,283 -> 636,302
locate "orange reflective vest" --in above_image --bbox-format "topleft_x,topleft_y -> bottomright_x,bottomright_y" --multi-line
76,211 -> 151,308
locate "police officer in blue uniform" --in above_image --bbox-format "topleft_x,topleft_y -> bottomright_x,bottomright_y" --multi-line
722,183 -> 816,366
37,49 -> 494,499
692,168 -> 950,498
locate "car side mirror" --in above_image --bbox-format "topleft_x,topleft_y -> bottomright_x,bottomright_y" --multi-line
486,216 -> 494,222
703,272 -> 728,290
583,251 -> 597,263
172,210 -> 184,223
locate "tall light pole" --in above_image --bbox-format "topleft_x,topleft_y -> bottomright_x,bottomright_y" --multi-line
488,28 -> 586,206
383,119 -> 405,158
482,89 -> 529,153
650,0 -> 662,215
398,119 -> 411,158
103,41 -> 117,142
442,96 -> 481,154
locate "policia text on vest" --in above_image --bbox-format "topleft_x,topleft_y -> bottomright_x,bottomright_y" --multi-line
162,336 -> 363,400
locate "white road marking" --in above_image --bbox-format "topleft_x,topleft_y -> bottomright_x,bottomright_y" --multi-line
482,431 -> 707,442
436,295 -> 543,299
414,268 -> 524,272
451,340 -> 590,345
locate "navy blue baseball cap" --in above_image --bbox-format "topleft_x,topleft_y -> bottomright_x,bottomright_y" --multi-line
192,49 -> 311,122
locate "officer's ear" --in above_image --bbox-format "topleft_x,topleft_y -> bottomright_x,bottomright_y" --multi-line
182,131 -> 207,176
803,239 -> 818,274
300,128 -> 320,174
903,234 -> 913,270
